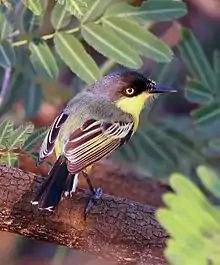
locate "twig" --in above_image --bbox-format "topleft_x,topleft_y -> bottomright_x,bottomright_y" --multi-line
12,19 -> 101,47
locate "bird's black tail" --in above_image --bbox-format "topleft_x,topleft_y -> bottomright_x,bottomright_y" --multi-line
31,155 -> 69,211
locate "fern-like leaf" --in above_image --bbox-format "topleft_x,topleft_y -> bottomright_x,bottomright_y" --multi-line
22,127 -> 47,153
0,152 -> 18,166
157,168 -> 220,265
56,0 -> 90,18
0,120 -> 13,149
7,122 -> 34,150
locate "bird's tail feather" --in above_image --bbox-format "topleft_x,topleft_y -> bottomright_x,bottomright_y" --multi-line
32,155 -> 69,211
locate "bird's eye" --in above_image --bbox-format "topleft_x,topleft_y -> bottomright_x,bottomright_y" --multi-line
125,88 -> 135,96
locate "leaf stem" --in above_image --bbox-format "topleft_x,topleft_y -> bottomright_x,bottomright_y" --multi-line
11,28 -> 81,47
11,19 -> 102,47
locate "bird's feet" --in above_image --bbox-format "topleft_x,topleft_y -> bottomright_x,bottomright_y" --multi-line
63,171 -> 103,219
83,187 -> 103,219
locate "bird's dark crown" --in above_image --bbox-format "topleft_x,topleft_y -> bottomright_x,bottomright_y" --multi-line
118,71 -> 156,97
87,71 -> 156,101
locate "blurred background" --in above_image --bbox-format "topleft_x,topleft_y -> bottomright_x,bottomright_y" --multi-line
0,0 -> 220,264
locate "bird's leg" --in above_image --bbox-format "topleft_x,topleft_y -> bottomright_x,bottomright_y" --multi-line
82,171 -> 103,219
82,170 -> 95,194
64,173 -> 79,197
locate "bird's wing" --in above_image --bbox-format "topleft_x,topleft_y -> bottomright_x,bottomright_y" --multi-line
64,119 -> 134,173
38,111 -> 69,165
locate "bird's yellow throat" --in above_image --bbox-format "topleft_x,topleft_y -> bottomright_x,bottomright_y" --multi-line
115,92 -> 150,132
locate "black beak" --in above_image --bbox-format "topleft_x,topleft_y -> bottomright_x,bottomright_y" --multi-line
148,84 -> 177,94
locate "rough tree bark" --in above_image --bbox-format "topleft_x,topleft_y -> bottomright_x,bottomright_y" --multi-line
0,162 -> 169,265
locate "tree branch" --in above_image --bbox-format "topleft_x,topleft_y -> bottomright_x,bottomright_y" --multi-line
82,160 -> 171,206
0,163 -> 169,265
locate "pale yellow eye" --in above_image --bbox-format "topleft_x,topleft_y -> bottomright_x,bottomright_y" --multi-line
125,88 -> 135,96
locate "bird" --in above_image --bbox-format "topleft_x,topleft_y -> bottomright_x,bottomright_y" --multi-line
31,70 -> 176,217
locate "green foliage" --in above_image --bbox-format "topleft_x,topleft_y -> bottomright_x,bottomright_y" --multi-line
191,102 -> 220,126
51,2 -> 72,30
22,0 -> 45,15
0,119 -> 46,166
22,83 -> 43,117
0,119 -> 13,148
29,40 -> 59,80
113,117 -> 204,178
0,72 -> 25,116
81,22 -> 142,68
0,151 -> 18,166
178,28 -> 216,90
185,79 -> 213,105
177,28 -> 220,156
21,1 -> 47,33
54,32 -> 101,84
0,9 -> 13,39
22,127 -> 47,152
104,0 -> 187,22
102,17 -> 173,62
0,0 -> 187,118
7,122 -> 34,150
157,166 -> 220,265
81,0 -> 112,23
0,42 -> 15,68
0,0 -> 12,10
197,166 -> 220,199
56,0 -> 91,18
208,139 -> 220,152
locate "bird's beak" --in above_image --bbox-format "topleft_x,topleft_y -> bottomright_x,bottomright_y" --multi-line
148,84 -> 177,94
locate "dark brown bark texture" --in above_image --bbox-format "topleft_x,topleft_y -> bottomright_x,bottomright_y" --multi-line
0,161 -> 170,265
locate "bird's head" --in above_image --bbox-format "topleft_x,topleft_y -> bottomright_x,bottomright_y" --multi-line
87,71 -> 177,117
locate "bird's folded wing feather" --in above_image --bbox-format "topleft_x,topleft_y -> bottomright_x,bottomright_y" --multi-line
38,112 -> 69,164
64,119 -> 134,173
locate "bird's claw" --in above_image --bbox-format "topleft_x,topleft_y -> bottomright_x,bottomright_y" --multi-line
83,187 -> 103,219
